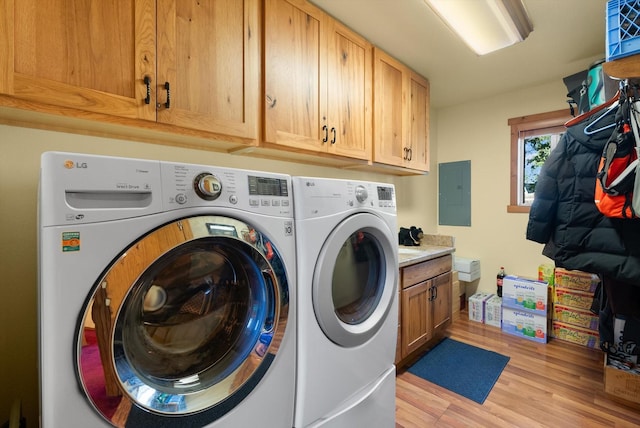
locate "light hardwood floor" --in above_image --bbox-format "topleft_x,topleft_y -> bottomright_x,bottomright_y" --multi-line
396,312 -> 640,427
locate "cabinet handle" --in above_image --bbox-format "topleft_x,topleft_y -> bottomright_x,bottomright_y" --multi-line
330,127 -> 336,144
157,82 -> 171,109
322,125 -> 328,143
407,147 -> 413,161
163,82 -> 171,109
428,285 -> 436,301
403,147 -> 408,160
143,76 -> 151,105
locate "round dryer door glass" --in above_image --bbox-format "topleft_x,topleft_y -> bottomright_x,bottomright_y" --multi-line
313,213 -> 397,348
77,216 -> 289,426
332,231 -> 382,324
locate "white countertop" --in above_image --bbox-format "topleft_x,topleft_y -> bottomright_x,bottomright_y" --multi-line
397,245 -> 455,268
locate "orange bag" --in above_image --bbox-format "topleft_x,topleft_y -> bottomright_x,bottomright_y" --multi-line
595,96 -> 640,219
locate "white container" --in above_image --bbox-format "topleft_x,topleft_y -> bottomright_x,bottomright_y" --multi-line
485,295 -> 502,328
468,292 -> 494,323
454,257 -> 480,273
458,270 -> 481,282
454,256 -> 481,282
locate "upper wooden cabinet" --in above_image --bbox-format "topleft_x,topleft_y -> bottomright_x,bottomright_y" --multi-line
373,48 -> 430,172
0,0 -> 427,173
156,0 -> 259,139
263,0 -> 372,161
1,0 -> 156,120
373,49 -> 406,167
0,0 -> 259,141
326,19 -> 372,160
408,71 -> 430,171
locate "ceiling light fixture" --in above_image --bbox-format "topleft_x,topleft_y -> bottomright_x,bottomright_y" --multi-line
424,0 -> 533,55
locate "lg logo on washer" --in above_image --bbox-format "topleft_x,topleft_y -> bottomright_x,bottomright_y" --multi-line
64,160 -> 88,169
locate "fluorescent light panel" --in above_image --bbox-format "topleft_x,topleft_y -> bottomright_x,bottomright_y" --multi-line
425,0 -> 533,55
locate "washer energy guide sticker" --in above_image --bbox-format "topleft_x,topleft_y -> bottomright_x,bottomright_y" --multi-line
62,232 -> 80,252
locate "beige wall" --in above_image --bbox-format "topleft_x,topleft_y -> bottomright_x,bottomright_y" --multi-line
0,78 -> 566,425
435,80 -> 570,296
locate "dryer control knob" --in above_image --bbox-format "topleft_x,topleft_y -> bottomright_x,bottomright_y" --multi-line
355,185 -> 368,203
194,173 -> 222,200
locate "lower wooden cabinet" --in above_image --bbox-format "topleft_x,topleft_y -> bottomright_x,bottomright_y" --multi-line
401,278 -> 431,356
397,255 -> 452,365
431,271 -> 453,332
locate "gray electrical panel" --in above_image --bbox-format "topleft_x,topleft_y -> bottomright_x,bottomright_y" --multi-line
438,160 -> 471,226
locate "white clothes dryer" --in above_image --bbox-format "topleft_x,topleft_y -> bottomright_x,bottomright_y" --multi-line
38,152 -> 296,428
292,177 -> 398,428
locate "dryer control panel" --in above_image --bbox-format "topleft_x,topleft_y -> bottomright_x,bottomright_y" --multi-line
292,176 -> 396,220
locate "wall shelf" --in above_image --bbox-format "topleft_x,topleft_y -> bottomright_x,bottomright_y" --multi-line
604,54 -> 640,79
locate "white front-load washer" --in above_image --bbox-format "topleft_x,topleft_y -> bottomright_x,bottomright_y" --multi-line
292,176 -> 398,428
38,152 -> 296,427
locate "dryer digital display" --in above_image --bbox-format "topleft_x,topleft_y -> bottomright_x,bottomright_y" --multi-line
377,186 -> 394,201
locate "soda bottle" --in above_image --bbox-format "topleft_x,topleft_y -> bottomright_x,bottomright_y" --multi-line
497,267 -> 506,297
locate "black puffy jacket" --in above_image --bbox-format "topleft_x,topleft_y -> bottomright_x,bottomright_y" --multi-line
526,105 -> 640,286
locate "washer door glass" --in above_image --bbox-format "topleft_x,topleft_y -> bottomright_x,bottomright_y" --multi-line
77,216 -> 289,425
313,213 -> 397,347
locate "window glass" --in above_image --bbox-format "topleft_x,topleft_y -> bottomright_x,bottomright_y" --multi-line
508,110 -> 572,213
521,130 -> 563,205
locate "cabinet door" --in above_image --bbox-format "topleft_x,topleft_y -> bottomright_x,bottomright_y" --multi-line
3,0 -> 156,120
407,71 -> 430,171
156,0 -> 259,139
431,271 -> 452,332
373,48 -> 407,167
401,280 -> 431,358
264,0 -> 325,151
325,20 -> 372,160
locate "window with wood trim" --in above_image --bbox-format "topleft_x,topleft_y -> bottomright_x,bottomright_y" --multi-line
508,109 -> 573,213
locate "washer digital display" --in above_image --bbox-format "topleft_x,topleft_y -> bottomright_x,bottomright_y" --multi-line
248,176 -> 289,197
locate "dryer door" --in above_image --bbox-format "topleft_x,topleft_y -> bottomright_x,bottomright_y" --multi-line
312,212 -> 397,347
77,215 -> 289,427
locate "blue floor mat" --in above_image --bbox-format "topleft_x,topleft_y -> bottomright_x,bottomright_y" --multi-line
407,338 -> 510,404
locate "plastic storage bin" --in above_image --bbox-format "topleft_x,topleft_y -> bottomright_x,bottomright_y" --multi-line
607,0 -> 640,61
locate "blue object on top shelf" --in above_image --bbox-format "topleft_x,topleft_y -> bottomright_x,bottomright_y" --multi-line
607,0 -> 640,62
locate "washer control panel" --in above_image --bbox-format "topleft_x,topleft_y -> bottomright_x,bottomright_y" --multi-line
162,162 -> 292,217
194,173 -> 223,201
40,152 -> 294,225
